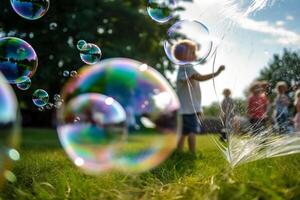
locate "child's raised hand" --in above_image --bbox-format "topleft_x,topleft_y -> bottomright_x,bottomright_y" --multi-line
218,65 -> 225,71
217,65 -> 225,74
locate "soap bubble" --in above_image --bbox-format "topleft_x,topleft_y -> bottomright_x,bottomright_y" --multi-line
70,70 -> 78,77
0,73 -> 21,187
57,58 -> 180,173
0,37 -> 38,84
16,76 -> 31,91
63,70 -> 70,77
54,94 -> 62,102
57,93 -> 127,173
10,0 -> 50,20
164,20 -> 213,65
147,0 -> 176,23
79,43 -> 102,65
32,89 -> 49,107
77,40 -> 87,50
49,22 -> 58,31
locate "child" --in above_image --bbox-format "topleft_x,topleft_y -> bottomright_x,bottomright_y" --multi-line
173,39 -> 198,62
293,89 -> 300,132
247,82 -> 268,134
274,81 -> 290,134
220,89 -> 239,140
175,40 -> 225,154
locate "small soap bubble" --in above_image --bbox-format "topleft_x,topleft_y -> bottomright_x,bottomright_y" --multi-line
70,70 -> 78,77
10,0 -> 50,20
45,103 -> 53,110
77,40 -> 87,50
79,43 -> 102,65
32,89 -> 49,107
49,22 -> 58,30
63,70 -> 70,77
147,0 -> 176,23
16,77 -> 31,91
58,60 -> 64,68
0,37 -> 38,84
54,94 -> 62,102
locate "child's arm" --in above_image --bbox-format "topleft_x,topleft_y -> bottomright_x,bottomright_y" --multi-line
191,65 -> 225,81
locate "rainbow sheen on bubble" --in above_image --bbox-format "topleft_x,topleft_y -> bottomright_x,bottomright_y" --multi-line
57,58 -> 180,173
16,77 -> 31,91
58,93 -> 127,173
32,89 -> 49,107
147,0 -> 176,23
79,43 -> 102,65
164,20 -> 213,65
0,73 -> 21,187
10,0 -> 50,20
0,37 -> 38,84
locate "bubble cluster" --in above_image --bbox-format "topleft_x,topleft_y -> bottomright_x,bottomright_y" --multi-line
0,37 -> 38,84
57,58 -> 180,173
147,0 -> 176,23
16,76 -> 31,91
77,40 -> 102,65
164,20 -> 213,65
10,0 -> 50,20
0,73 -> 21,186
32,89 -> 49,107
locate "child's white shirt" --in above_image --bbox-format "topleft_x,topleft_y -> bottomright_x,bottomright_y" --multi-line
176,65 -> 202,114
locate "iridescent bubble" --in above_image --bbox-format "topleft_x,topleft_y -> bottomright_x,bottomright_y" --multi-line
77,40 -> 87,50
45,103 -> 53,110
57,58 -> 180,173
10,0 -> 50,20
0,73 -> 21,187
58,93 -> 127,173
16,77 -> 31,91
54,94 -> 61,102
164,20 -> 213,65
79,43 -> 102,65
147,0 -> 176,23
70,70 -> 78,77
32,89 -> 49,107
49,22 -> 58,31
0,37 -> 38,84
63,70 -> 70,77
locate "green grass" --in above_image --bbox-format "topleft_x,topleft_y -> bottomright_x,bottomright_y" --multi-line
1,128 -> 300,200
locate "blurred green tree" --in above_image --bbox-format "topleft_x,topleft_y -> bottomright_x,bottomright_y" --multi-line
257,49 -> 300,98
0,0 -> 179,126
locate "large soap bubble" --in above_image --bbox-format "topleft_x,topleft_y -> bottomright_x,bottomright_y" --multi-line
0,73 -> 21,187
58,93 -> 127,174
57,58 -> 180,173
10,0 -> 50,20
164,20 -> 213,65
147,0 -> 176,23
0,37 -> 38,84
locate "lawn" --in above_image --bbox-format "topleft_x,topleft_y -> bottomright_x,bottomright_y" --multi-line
1,128 -> 300,200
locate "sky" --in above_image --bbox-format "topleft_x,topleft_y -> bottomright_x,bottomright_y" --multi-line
171,0 -> 300,106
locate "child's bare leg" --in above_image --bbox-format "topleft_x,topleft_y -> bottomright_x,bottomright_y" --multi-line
188,133 -> 196,154
177,135 -> 186,152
